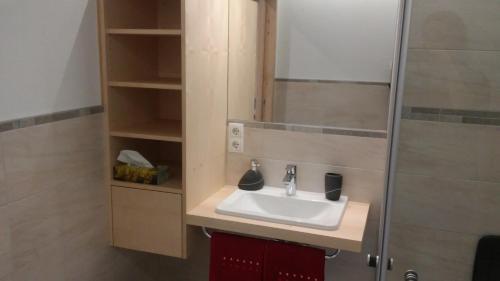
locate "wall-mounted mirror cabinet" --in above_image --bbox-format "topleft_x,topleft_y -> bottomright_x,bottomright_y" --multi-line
228,0 -> 399,131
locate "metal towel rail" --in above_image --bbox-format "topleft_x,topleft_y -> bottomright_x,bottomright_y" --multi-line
201,226 -> 340,260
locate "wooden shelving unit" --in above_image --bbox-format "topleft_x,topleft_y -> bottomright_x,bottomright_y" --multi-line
98,0 -> 186,258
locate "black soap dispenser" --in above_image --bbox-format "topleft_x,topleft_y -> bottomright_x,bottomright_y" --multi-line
238,159 -> 264,191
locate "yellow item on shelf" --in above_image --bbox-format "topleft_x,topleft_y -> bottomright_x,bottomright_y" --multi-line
113,164 -> 169,185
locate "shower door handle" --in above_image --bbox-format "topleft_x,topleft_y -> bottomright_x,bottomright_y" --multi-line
366,254 -> 379,268
404,270 -> 418,281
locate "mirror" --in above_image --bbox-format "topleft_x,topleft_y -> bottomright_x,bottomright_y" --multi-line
228,0 -> 400,131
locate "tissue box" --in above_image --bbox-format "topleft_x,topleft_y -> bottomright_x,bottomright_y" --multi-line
113,164 -> 169,185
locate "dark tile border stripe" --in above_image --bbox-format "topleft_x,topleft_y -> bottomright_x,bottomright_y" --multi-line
0,106 -> 104,133
275,78 -> 390,87
402,106 -> 500,126
228,120 -> 388,139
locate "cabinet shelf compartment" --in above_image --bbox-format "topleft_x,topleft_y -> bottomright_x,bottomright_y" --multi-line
104,0 -> 181,30
109,137 -> 183,193
108,87 -> 182,142
108,35 -> 181,89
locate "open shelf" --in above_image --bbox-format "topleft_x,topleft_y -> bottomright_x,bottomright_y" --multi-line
107,29 -> 182,36
109,78 -> 182,90
110,119 -> 182,142
108,36 -> 181,85
112,162 -> 182,194
104,0 -> 181,30
108,87 -> 182,142
109,137 -> 183,192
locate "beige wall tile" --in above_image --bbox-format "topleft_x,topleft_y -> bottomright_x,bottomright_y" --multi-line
404,49 -> 500,111
2,115 -> 105,203
477,126 -> 500,182
273,81 -> 390,130
0,135 -> 6,207
0,206 -> 12,280
227,153 -> 384,220
59,174 -> 106,236
409,0 -> 500,50
399,120 -> 500,183
243,127 -> 387,170
61,224 -> 114,281
398,120 -> 484,180
4,165 -> 108,281
387,223 -> 478,281
393,173 -> 500,235
10,241 -> 66,281
7,189 -> 63,258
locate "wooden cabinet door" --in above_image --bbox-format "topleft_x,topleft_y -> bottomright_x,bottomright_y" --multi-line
111,186 -> 183,257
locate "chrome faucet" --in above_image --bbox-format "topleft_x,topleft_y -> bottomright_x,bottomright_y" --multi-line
283,164 -> 297,196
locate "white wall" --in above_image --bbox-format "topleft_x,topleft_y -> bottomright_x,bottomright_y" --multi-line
0,0 -> 101,122
276,0 -> 399,83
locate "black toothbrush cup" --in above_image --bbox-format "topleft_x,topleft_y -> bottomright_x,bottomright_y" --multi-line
325,173 -> 343,201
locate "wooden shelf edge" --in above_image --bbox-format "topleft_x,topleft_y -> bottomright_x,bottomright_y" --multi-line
109,131 -> 183,143
107,28 -> 182,36
112,180 -> 183,194
109,80 -> 182,90
109,120 -> 183,143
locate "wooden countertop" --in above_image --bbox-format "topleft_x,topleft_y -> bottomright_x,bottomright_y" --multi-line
186,186 -> 370,252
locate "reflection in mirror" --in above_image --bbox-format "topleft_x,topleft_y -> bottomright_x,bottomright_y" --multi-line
228,0 -> 399,131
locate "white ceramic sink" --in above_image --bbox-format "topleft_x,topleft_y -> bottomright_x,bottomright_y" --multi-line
215,186 -> 348,230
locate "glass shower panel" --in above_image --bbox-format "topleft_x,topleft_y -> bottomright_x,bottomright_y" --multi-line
384,0 -> 500,280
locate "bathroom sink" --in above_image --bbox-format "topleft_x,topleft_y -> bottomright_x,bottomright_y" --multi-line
215,186 -> 348,230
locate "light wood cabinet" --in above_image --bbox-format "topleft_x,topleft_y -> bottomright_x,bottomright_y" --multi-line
98,0 -> 229,259
98,0 -> 187,258
112,186 -> 183,257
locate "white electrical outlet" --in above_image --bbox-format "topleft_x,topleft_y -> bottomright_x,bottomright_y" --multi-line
230,139 -> 243,152
228,123 -> 244,153
229,122 -> 244,138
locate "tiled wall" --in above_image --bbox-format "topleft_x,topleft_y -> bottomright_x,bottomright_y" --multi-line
272,80 -> 390,130
0,114 -> 206,281
403,0 -> 500,111
227,127 -> 388,281
387,0 -> 500,280
0,106 -> 388,281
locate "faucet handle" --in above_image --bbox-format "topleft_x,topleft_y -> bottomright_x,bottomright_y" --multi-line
285,164 -> 297,175
251,159 -> 260,171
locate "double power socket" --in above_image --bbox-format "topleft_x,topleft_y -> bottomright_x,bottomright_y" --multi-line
228,123 -> 244,153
